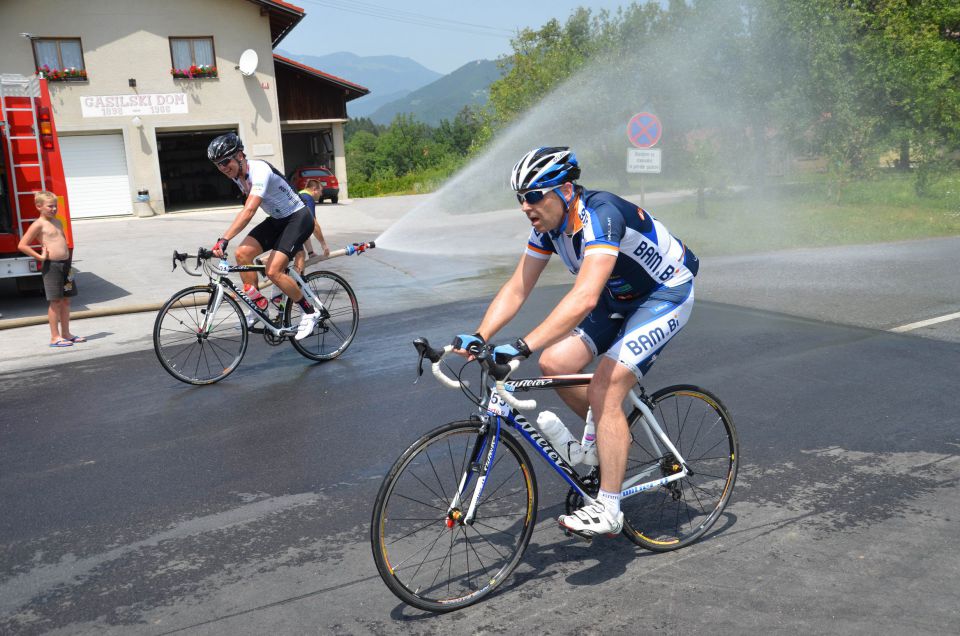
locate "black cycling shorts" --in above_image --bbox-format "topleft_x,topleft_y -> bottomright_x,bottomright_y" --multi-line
246,207 -> 313,259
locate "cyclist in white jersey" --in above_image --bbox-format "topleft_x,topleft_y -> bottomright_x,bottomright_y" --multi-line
207,133 -> 321,340
455,146 -> 698,540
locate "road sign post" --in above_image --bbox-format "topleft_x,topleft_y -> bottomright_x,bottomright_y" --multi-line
626,112 -> 663,207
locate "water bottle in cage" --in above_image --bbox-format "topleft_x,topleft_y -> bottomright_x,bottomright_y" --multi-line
580,411 -> 599,466
537,411 -> 584,465
244,283 -> 269,310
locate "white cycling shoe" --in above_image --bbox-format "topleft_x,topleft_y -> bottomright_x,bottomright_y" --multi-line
558,502 -> 624,539
295,309 -> 321,340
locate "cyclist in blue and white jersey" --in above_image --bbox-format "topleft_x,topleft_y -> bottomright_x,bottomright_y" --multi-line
207,133 -> 321,340
456,146 -> 699,540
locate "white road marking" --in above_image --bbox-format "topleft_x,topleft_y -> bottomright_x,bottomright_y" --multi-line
890,311 -> 960,333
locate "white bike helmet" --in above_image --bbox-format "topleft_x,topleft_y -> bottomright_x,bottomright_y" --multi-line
510,146 -> 581,191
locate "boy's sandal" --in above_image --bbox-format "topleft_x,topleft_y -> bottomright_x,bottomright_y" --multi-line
66,335 -> 86,343
49,339 -> 73,348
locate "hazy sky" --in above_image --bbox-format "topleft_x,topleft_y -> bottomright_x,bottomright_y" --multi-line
279,0 -> 635,74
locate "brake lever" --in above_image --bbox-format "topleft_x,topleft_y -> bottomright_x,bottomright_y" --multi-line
171,250 -> 186,272
414,348 -> 426,383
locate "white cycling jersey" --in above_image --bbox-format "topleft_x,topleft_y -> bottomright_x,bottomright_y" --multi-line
232,159 -> 305,219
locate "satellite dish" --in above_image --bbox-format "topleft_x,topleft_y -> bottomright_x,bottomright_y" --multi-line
238,49 -> 258,77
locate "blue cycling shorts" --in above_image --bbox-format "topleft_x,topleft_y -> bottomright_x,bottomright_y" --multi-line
575,281 -> 694,379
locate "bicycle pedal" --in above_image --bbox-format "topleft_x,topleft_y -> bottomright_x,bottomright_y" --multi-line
558,522 -> 593,543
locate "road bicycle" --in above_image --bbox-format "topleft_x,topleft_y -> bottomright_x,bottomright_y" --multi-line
152,243 -> 373,385
370,338 -> 739,612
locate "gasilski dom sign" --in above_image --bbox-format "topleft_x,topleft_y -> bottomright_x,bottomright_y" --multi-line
80,93 -> 188,117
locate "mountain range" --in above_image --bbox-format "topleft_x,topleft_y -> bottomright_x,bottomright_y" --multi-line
368,59 -> 500,126
275,50 -> 501,126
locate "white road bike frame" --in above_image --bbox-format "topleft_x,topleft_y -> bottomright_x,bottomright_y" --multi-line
201,262 -> 324,338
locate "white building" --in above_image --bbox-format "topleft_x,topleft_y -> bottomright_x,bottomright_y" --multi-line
0,0 -> 368,217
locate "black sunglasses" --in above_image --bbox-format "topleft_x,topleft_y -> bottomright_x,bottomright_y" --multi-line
214,155 -> 235,168
516,187 -> 553,205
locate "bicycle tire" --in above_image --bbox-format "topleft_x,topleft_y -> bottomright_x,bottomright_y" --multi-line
371,421 -> 538,612
621,385 -> 738,552
153,285 -> 248,385
286,270 -> 358,361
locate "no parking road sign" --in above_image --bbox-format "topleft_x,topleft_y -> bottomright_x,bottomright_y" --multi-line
627,112 -> 662,148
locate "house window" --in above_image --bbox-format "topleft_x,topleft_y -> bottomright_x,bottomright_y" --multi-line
33,38 -> 87,81
170,37 -> 218,78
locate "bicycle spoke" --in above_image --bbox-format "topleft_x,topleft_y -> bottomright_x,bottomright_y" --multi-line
289,272 -> 358,361
392,490 -> 447,513
373,424 -> 536,611
621,387 -> 738,552
154,288 -> 246,385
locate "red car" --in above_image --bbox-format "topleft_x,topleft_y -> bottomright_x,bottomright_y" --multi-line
288,166 -> 340,204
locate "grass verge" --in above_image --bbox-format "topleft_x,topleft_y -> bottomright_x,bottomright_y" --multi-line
653,172 -> 960,256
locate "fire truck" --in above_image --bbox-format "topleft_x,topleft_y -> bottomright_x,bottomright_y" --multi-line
0,73 -> 72,293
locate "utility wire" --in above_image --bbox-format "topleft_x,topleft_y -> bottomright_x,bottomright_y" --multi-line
297,0 -> 516,39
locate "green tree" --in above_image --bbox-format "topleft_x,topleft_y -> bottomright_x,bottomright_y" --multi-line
345,116 -> 382,143
345,130 -> 385,181
435,107 -> 482,156
487,8 -> 605,128
854,0 -> 960,194
377,114 -> 450,176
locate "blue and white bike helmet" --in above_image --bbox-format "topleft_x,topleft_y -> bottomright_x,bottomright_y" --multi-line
510,146 -> 581,191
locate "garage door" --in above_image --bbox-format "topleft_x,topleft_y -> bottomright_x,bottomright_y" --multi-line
60,134 -> 133,218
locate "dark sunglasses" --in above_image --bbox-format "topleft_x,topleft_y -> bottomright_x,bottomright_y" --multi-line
214,155 -> 235,168
516,187 -> 553,205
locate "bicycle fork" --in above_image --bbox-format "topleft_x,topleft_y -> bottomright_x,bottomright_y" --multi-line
201,284 -> 226,335
447,420 -> 500,527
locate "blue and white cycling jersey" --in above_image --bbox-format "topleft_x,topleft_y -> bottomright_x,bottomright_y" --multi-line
524,187 -> 698,300
232,159 -> 305,220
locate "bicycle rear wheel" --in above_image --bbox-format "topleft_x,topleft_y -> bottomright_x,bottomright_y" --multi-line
287,270 -> 358,361
153,285 -> 248,385
371,421 -> 538,612
621,385 -> 738,552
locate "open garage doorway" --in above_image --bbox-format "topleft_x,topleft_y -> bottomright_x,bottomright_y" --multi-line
157,128 -> 242,211
281,129 -> 334,180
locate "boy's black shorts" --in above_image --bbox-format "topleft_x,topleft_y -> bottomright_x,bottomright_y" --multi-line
41,259 -> 74,300
246,207 -> 313,259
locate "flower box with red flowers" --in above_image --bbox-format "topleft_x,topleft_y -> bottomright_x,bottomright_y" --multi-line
171,65 -> 218,79
38,65 -> 87,81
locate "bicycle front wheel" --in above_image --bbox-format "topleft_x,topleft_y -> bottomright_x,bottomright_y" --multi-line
287,270 -> 358,361
153,285 -> 248,385
371,421 -> 538,612
621,385 -> 739,552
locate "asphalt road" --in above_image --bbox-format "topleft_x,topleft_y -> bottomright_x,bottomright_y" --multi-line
1,282 -> 959,634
